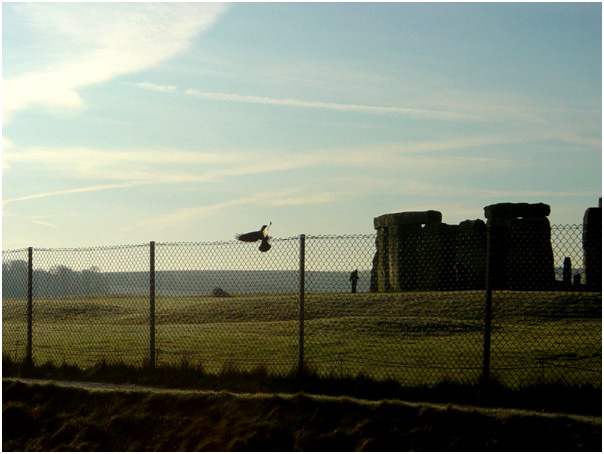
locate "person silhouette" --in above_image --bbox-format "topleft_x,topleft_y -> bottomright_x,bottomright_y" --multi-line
349,269 -> 359,293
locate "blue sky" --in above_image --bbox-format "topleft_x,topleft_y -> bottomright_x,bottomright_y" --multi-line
2,2 -> 602,250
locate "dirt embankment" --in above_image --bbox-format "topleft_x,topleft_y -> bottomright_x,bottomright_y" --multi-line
3,379 -> 601,451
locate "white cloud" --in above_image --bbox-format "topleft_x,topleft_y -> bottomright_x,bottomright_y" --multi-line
3,3 -> 228,121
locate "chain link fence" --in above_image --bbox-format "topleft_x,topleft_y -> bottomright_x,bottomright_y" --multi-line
154,238 -> 301,373
2,225 -> 601,388
490,225 -> 601,387
3,245 -> 150,367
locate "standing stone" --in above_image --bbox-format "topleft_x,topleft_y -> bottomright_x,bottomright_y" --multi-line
370,251 -> 379,292
563,257 -> 572,289
417,223 -> 458,291
573,273 -> 582,287
485,217 -> 511,290
456,219 -> 487,290
484,203 -> 554,290
583,205 -> 602,290
375,227 -> 391,292
506,217 -> 554,290
388,224 -> 421,291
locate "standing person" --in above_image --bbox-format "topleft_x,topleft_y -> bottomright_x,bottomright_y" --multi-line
349,269 -> 359,294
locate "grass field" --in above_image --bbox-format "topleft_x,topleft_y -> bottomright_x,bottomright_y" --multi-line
2,290 -> 601,388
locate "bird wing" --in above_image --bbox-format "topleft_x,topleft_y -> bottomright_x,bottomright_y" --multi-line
236,231 -> 262,242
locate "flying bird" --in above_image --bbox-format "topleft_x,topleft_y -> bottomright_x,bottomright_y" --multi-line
236,222 -> 272,252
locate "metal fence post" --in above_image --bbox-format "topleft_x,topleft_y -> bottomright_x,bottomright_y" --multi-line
298,234 -> 306,374
26,247 -> 33,366
149,241 -> 156,369
482,225 -> 493,384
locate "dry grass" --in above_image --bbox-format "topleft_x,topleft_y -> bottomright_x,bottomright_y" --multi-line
3,378 -> 601,451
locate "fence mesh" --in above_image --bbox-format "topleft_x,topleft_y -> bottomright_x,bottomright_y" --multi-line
2,225 -> 601,388
2,248 -> 30,364
3,245 -> 151,367
304,233 -> 486,386
490,225 -> 601,387
154,238 -> 301,374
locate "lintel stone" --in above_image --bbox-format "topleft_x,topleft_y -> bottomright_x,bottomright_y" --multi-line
374,210 -> 442,229
484,202 -> 550,219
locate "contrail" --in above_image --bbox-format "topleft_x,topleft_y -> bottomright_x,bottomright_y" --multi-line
130,82 -> 475,121
184,89 -> 476,121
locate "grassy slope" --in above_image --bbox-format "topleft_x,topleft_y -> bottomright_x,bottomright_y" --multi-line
3,379 -> 601,452
3,290 -> 601,387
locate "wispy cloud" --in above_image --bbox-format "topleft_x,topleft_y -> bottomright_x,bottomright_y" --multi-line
131,83 -> 603,150
5,131 -> 572,212
266,192 -> 345,207
31,220 -> 58,228
126,82 -> 178,93
3,137 -> 516,194
7,127 -> 585,188
130,82 -> 477,121
137,189 -> 346,231
136,196 -> 259,231
331,179 -> 601,208
3,3 -> 228,122
2,146 -> 309,186
2,183 -> 144,206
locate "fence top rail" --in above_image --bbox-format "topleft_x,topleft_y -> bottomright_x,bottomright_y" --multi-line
157,236 -> 303,247
551,224 -> 584,230
2,248 -> 30,254
1,224 -> 590,254
305,233 -> 376,240
22,243 -> 150,253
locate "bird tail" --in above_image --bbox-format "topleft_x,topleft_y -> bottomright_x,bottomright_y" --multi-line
259,238 -> 271,252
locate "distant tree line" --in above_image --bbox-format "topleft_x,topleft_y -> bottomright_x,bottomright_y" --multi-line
2,261 -> 109,298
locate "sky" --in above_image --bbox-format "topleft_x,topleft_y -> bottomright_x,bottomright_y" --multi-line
2,2 -> 602,251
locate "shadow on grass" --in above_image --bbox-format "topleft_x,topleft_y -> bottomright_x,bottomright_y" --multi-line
2,355 -> 600,416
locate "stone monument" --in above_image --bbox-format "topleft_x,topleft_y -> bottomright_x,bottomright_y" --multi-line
483,202 -> 554,290
372,211 -> 441,292
455,219 -> 487,290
